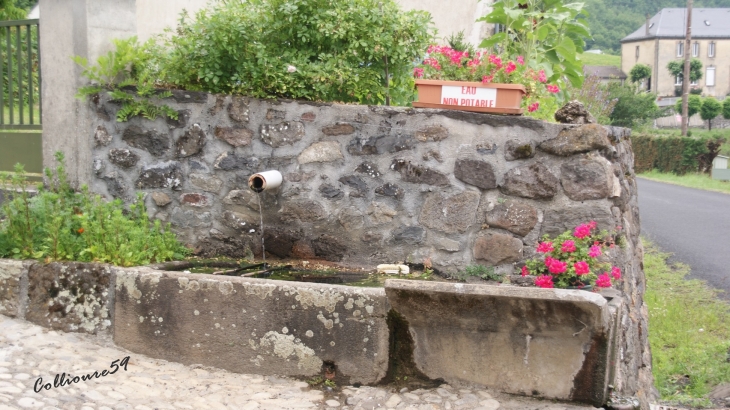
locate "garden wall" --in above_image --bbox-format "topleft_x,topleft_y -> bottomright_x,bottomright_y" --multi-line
62,93 -> 654,406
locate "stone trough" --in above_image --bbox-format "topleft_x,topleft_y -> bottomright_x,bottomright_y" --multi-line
1,258 -> 621,406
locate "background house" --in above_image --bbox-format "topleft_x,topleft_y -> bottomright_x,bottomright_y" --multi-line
620,8 -> 730,98
583,65 -> 627,85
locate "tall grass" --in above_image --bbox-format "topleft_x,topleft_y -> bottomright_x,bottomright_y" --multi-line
644,240 -> 730,406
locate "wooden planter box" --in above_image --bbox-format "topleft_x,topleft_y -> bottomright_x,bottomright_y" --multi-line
412,79 -> 526,115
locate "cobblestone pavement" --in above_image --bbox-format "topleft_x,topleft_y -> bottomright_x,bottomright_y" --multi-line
0,315 -> 597,410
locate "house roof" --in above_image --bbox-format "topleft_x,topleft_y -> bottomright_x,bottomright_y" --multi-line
583,65 -> 627,80
621,8 -> 730,42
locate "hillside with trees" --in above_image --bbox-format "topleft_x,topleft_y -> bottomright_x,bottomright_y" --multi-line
584,0 -> 730,54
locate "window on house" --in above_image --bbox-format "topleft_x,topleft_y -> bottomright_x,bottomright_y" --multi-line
675,75 -> 683,86
677,41 -> 684,57
690,78 -> 698,86
636,46 -> 640,58
692,42 -> 699,57
708,42 -> 715,57
706,67 -> 716,86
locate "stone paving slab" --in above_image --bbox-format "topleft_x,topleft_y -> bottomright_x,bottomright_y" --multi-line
0,314 -> 600,410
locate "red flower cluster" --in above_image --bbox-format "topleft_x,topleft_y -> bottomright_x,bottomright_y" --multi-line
525,221 -> 623,290
535,275 -> 554,288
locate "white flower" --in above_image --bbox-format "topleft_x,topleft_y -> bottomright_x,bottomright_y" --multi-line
287,65 -> 297,73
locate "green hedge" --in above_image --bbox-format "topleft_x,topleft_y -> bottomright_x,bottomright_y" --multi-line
632,134 -> 709,175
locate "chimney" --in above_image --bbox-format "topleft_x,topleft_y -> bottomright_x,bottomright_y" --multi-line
646,14 -> 651,35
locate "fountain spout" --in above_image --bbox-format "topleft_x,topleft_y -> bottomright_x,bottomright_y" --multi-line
248,170 -> 283,193
248,170 -> 282,267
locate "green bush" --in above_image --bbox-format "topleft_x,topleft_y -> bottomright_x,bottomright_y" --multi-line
606,82 -> 660,128
700,97 -> 722,130
154,0 -> 434,106
0,153 -> 189,266
629,64 -> 651,84
631,133 -> 723,175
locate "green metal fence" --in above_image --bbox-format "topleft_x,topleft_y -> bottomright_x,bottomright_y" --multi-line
0,19 -> 42,177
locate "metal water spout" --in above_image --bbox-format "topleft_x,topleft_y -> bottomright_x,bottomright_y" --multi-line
248,171 -> 283,265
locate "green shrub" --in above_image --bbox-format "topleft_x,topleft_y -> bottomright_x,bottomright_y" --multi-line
0,153 -> 189,266
74,37 -> 178,122
606,82 -> 660,128
631,133 -> 724,175
629,64 -> 651,84
452,264 -> 501,282
155,0 -> 434,106
700,97 -> 722,130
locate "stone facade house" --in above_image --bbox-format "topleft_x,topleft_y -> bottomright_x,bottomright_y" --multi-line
620,8 -> 730,97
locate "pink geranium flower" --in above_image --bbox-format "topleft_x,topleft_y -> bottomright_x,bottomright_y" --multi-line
537,70 -> 547,83
595,273 -> 612,288
574,261 -> 590,275
528,102 -> 539,112
588,220 -> 597,229
517,55 -> 524,65
482,75 -> 494,84
504,61 -> 517,74
573,224 -> 591,239
536,241 -> 554,253
535,275 -> 554,288
611,266 -> 622,280
546,84 -> 560,93
588,245 -> 602,258
413,67 -> 424,78
561,240 -> 576,253
488,54 -> 502,69
521,266 -> 530,277
547,259 -> 567,274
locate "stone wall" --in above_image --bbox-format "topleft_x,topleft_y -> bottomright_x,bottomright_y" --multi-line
78,94 -> 655,406
1,258 -> 622,406
90,94 -> 622,273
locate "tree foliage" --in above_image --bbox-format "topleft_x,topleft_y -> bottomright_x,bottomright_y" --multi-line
674,94 -> 702,118
667,58 -> 703,83
630,64 -> 652,83
722,98 -> 730,120
699,97 -> 722,130
478,0 -> 591,88
0,0 -> 26,20
607,83 -> 660,128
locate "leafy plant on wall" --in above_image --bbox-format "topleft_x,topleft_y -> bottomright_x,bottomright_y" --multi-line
478,0 -> 591,91
73,37 -> 178,122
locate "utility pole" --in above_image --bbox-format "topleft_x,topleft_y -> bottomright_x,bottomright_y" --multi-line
681,0 -> 692,136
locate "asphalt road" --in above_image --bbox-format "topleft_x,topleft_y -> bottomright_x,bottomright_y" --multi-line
637,178 -> 730,299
